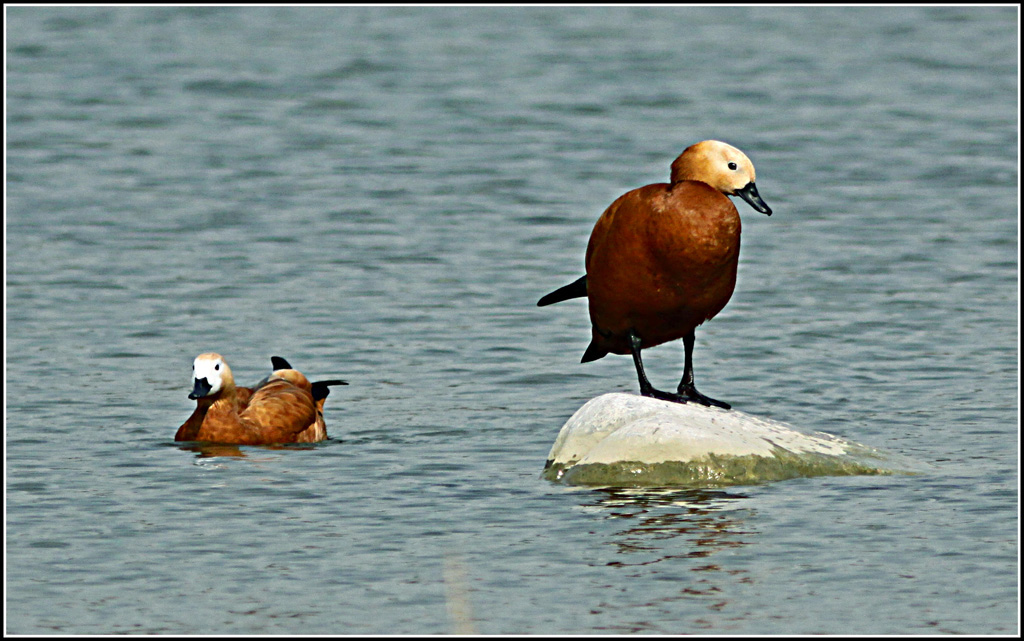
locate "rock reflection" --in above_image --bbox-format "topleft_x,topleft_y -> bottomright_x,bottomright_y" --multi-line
581,487 -> 757,632
586,487 -> 755,563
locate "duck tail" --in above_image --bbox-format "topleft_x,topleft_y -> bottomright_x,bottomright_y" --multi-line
580,339 -> 608,363
537,275 -> 587,307
311,379 -> 349,402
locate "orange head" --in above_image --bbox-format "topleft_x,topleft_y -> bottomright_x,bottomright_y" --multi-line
270,368 -> 313,392
670,140 -> 772,215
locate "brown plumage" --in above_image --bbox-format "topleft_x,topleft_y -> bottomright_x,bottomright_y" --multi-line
538,140 -> 772,409
175,353 -> 347,445
264,365 -> 347,443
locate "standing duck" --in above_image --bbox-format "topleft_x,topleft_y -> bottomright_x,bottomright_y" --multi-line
538,140 -> 772,409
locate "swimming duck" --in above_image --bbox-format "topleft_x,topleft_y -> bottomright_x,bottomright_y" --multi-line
538,140 -> 772,409
175,353 -> 347,444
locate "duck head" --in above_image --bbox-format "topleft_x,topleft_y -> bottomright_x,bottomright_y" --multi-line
670,140 -> 772,216
189,352 -> 234,400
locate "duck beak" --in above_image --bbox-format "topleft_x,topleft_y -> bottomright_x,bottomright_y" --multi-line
735,182 -> 772,216
189,377 -> 213,400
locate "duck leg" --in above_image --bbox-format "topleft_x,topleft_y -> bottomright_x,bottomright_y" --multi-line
675,330 -> 730,409
628,329 -> 693,404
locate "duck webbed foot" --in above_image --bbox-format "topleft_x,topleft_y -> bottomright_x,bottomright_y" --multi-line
674,382 -> 731,409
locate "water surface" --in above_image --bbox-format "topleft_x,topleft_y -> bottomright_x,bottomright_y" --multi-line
6,6 -> 1018,634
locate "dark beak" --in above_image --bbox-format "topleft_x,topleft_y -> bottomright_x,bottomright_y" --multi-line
735,182 -> 772,216
189,377 -> 212,400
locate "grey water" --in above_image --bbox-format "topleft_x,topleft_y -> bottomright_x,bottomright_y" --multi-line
5,6 -> 1018,635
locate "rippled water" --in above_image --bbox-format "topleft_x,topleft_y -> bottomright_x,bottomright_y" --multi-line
6,6 -> 1018,634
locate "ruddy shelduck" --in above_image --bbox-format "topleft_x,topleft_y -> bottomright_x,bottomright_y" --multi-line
175,353 -> 347,444
538,140 -> 772,409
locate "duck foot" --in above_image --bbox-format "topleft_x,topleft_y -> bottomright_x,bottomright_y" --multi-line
675,382 -> 731,410
639,385 -> 730,409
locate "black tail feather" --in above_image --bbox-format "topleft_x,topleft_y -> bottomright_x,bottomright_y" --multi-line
270,357 -> 348,401
537,275 -> 587,307
311,379 -> 349,401
581,339 -> 608,363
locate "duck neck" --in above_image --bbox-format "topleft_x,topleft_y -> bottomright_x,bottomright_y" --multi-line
205,384 -> 241,419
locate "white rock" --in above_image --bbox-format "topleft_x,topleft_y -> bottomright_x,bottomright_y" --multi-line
544,393 -> 908,485
548,393 -> 849,466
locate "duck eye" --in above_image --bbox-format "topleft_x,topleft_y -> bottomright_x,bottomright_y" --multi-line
728,161 -> 738,171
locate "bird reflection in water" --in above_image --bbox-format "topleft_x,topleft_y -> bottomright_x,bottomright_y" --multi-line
175,441 -> 330,459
